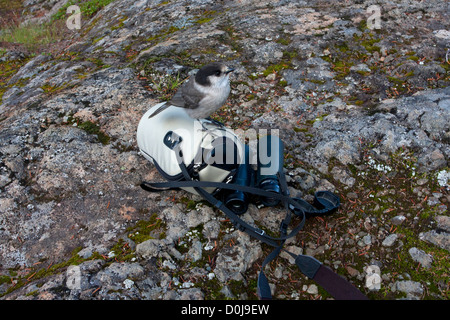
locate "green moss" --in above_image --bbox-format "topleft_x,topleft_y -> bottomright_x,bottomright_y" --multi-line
276,36 -> 291,46
407,56 -> 419,62
197,277 -> 228,299
77,120 -> 111,145
282,50 -> 297,60
314,114 -> 328,122
0,275 -> 10,285
195,16 -> 214,24
262,62 -> 289,77
308,79 -> 326,85
146,25 -> 181,43
126,213 -> 166,244
40,82 -> 69,94
293,127 -> 308,133
217,24 -> 243,55
321,55 -> 332,63
0,0 -> 22,10
179,196 -> 206,211
109,238 -> 136,262
357,20 -> 368,32
139,60 -> 186,101
356,70 -> 370,76
337,42 -> 350,53
92,36 -> 104,44
261,52 -> 297,79
352,32 -> 381,53
360,37 -> 381,53
0,57 -> 30,104
110,16 -> 127,31
228,279 -> 257,299
440,63 -> 449,72
387,76 -> 404,85
330,59 -> 353,80
0,246 -> 85,297
194,10 -> 217,24
26,290 -> 39,297
86,57 -> 107,68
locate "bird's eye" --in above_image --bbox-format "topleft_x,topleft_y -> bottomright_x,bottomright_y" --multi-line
215,70 -> 221,76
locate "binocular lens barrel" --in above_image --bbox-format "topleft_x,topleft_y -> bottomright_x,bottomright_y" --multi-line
258,179 -> 281,207
257,135 -> 284,207
224,145 -> 251,215
224,191 -> 248,215
224,135 -> 284,213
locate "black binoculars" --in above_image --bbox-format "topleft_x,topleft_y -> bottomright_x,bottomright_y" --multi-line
223,135 -> 284,215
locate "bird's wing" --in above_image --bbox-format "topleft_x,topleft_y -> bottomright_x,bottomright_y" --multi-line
168,85 -> 186,107
147,103 -> 169,118
169,78 -> 204,109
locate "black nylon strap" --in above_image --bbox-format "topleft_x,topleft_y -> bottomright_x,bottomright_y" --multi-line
141,142 -> 367,300
257,245 -> 283,299
257,163 -> 290,300
171,145 -> 295,247
140,180 -> 340,219
313,265 -> 369,300
142,180 -> 307,244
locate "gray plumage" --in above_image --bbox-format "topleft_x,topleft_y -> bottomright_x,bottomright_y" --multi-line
148,62 -> 234,119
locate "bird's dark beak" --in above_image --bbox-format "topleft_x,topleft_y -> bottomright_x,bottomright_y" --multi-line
225,67 -> 235,74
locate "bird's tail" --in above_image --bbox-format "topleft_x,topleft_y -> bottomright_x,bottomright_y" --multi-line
148,104 -> 169,118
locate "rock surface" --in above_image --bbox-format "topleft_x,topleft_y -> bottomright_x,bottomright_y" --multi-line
0,0 -> 448,300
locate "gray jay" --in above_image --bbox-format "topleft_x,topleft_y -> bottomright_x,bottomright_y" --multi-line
148,62 -> 234,119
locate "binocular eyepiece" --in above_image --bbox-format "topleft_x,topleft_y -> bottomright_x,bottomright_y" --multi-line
223,135 -> 284,215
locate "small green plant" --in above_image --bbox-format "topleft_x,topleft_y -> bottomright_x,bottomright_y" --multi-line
145,71 -> 185,101
0,21 -> 64,51
65,115 -> 110,144
126,214 -> 166,243
0,56 -> 30,104
52,0 -> 117,21
194,10 -> 218,24
77,120 -> 111,145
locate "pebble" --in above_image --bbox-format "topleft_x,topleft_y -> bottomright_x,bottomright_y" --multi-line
364,265 -> 381,291
363,234 -> 372,246
408,247 -> 433,268
123,279 -> 134,289
347,192 -> 358,199
303,284 -> 318,295
346,266 -> 360,278
395,281 -> 424,299
382,234 -> 398,247
391,215 -> 406,225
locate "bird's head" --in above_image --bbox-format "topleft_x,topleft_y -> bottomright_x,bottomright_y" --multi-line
195,62 -> 234,88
